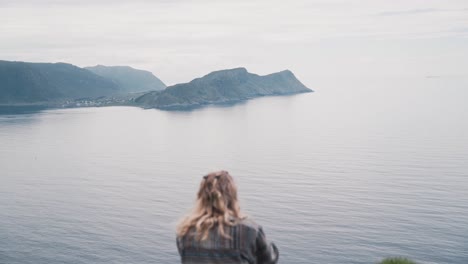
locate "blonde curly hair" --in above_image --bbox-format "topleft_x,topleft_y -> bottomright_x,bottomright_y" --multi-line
177,170 -> 244,241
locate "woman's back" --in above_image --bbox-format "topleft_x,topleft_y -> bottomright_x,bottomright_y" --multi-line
176,171 -> 279,264
177,218 -> 278,264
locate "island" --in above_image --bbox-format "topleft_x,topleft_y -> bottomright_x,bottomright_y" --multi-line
134,67 -> 312,110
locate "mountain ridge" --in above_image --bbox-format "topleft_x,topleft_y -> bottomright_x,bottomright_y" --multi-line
135,67 -> 312,110
0,60 -> 119,104
85,65 -> 166,92
0,60 -> 312,111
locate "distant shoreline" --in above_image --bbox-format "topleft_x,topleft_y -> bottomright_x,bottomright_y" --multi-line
0,91 -> 312,114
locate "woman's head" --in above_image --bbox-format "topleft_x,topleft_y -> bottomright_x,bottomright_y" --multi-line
197,170 -> 239,214
177,170 -> 243,240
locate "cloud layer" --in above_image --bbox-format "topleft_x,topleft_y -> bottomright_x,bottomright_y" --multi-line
1,0 -> 467,84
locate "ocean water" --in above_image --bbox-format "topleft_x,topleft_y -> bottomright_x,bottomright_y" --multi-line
1,75 -> 468,264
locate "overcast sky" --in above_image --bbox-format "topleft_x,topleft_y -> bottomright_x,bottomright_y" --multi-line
1,0 -> 467,85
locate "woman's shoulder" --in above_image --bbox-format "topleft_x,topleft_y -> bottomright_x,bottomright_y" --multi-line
236,216 -> 262,231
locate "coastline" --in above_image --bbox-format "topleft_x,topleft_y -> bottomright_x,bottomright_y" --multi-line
0,90 -> 313,114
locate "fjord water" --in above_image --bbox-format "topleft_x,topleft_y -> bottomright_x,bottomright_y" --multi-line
1,75 -> 468,264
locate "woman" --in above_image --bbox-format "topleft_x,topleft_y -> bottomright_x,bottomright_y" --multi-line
176,170 -> 279,264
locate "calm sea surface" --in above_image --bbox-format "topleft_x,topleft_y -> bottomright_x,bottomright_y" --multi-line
1,75 -> 468,264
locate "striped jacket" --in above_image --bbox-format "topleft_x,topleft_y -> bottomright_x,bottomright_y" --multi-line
176,218 -> 279,264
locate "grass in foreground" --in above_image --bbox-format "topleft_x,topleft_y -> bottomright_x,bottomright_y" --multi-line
380,257 -> 417,264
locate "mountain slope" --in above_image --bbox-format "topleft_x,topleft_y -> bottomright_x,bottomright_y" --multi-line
135,67 -> 312,110
0,60 -> 119,104
85,65 -> 166,93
